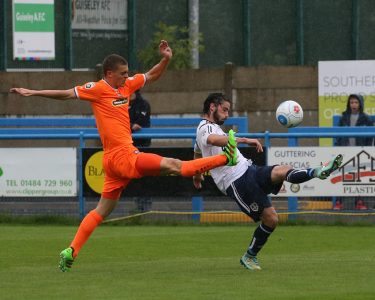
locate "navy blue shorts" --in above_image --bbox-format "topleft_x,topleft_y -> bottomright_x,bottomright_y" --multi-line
226,164 -> 282,222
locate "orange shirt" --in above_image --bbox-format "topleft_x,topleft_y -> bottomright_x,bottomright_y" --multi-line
74,74 -> 146,151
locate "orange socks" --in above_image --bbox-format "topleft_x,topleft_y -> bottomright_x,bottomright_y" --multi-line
181,154 -> 227,177
70,209 -> 103,257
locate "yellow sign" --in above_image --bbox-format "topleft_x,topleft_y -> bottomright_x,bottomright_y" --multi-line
85,151 -> 105,194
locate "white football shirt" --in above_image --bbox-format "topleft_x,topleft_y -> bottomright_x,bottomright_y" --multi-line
194,119 -> 251,194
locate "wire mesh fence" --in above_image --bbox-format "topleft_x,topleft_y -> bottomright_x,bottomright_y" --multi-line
2,0 -> 375,70
1,196 -> 374,225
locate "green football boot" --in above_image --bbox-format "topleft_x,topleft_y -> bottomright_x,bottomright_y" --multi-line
59,247 -> 74,272
314,154 -> 343,180
223,129 -> 238,166
240,253 -> 261,271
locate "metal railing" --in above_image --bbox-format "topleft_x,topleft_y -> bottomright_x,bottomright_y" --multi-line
0,126 -> 373,219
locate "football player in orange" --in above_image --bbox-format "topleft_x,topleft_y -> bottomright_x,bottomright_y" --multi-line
10,40 -> 238,272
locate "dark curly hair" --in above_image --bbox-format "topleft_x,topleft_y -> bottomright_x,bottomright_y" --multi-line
203,93 -> 231,114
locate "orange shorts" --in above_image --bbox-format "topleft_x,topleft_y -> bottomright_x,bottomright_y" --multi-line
102,146 -> 163,200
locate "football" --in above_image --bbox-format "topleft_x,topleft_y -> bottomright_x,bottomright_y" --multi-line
276,100 -> 303,128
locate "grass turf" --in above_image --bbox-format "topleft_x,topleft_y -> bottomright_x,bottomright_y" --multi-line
0,225 -> 374,300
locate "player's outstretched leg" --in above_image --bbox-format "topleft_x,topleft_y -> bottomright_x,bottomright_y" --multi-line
143,131 -> 238,178
59,247 -> 74,272
314,154 -> 343,180
240,253 -> 261,271
223,129 -> 238,166
285,154 -> 343,184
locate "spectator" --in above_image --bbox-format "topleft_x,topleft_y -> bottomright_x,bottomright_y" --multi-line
336,94 -> 373,147
129,90 -> 151,147
129,90 -> 152,211
334,94 -> 373,210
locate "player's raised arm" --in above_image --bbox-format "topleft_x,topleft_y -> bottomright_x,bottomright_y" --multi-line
9,87 -> 76,100
145,40 -> 173,83
236,137 -> 263,153
207,134 -> 263,153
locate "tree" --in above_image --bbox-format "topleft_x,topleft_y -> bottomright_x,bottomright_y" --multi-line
138,22 -> 204,70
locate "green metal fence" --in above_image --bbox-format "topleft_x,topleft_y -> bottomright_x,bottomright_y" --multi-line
1,0 -> 374,71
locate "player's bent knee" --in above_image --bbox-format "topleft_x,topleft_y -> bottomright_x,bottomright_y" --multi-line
263,215 -> 278,229
269,214 -> 279,228
272,165 -> 292,182
95,196 -> 119,218
160,157 -> 182,175
262,208 -> 278,229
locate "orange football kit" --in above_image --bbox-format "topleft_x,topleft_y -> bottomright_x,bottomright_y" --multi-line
74,74 -> 227,200
66,74 -> 228,260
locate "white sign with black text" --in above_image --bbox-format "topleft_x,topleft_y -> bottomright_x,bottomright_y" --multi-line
12,0 -> 55,60
0,148 -> 77,197
268,147 -> 375,197
72,0 -> 127,30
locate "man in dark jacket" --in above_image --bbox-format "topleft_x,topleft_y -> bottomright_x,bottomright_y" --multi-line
334,94 -> 373,210
129,90 -> 152,212
129,90 -> 151,147
335,94 -> 373,146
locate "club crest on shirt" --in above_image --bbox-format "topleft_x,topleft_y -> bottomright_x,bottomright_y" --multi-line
249,202 -> 259,212
85,82 -> 95,89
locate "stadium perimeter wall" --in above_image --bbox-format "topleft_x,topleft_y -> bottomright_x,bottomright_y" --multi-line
0,65 -> 318,146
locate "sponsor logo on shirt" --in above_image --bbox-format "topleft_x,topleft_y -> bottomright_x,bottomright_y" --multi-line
112,98 -> 129,106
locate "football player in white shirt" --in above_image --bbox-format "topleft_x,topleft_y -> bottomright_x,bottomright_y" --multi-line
193,93 -> 343,271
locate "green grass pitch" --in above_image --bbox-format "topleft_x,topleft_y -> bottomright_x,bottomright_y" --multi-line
0,224 -> 374,300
